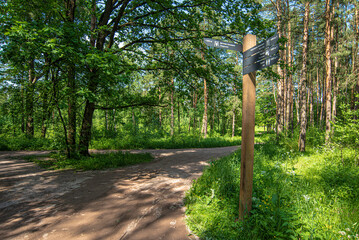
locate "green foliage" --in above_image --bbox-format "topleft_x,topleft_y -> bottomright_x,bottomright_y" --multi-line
185,131 -> 359,239
255,78 -> 276,129
275,127 -> 325,152
27,151 -> 154,171
0,137 -> 10,151
305,127 -> 326,147
0,134 -> 55,151
0,0 -> 267,156
91,135 -> 241,150
333,103 -> 359,149
185,151 -> 242,239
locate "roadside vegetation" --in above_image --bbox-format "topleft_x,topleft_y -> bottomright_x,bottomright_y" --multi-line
90,135 -> 241,150
185,129 -> 359,239
2,133 -> 240,171
0,135 -> 56,151
25,151 -> 153,171
0,133 -> 241,151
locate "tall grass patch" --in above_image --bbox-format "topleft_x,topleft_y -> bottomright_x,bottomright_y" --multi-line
185,151 -> 242,239
185,133 -> 359,239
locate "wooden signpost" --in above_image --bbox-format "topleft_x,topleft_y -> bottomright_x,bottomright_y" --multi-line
243,34 -> 279,75
239,34 -> 257,220
204,34 -> 279,220
204,38 -> 243,52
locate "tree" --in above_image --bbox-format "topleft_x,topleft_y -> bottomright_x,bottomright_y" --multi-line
0,0 -> 275,156
76,0 -> 259,155
324,0 -> 333,143
298,1 -> 310,152
64,0 -> 77,158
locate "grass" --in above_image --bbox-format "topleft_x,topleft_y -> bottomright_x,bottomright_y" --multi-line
90,135 -> 241,150
185,130 -> 359,240
26,151 -> 154,171
2,132 -> 240,172
0,133 -> 241,151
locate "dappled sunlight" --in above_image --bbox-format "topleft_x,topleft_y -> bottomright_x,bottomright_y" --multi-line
0,146 -> 237,239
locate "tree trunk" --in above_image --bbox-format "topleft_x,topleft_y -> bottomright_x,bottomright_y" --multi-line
354,5 -> 359,117
309,74 -> 314,127
298,0 -> 309,152
332,10 -> 339,126
332,60 -> 338,124
316,68 -> 320,127
67,65 -> 77,157
178,100 -> 181,134
193,90 -> 197,133
231,83 -> 237,138
25,89 -> 34,138
64,0 -> 77,158
78,0 -> 119,156
78,0 -> 121,156
159,87 -> 162,127
232,109 -> 235,138
188,116 -> 191,132
79,71 -> 98,156
320,72 -> 326,129
105,110 -> 108,131
201,78 -> 208,138
132,108 -> 136,133
324,0 -> 332,143
113,109 -> 116,132
221,115 -> 226,136
21,84 -> 25,133
217,99 -> 221,133
41,71 -> 51,138
79,101 -> 95,156
41,121 -> 47,138
288,40 -> 294,134
285,7 -> 292,132
295,97 -> 300,125
170,78 -> 174,136
211,95 -> 215,132
275,0 -> 284,135
25,60 -> 35,138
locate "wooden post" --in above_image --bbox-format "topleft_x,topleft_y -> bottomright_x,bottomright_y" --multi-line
239,34 -> 256,220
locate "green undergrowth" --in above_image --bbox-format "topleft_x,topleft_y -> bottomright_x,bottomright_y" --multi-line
90,135 -> 241,150
0,134 -> 241,151
185,132 -> 359,239
26,151 -> 154,171
0,135 -> 56,151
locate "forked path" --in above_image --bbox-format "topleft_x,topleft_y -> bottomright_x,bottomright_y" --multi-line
0,146 -> 238,240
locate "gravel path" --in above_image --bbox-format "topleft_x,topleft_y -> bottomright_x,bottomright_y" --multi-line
0,146 -> 238,240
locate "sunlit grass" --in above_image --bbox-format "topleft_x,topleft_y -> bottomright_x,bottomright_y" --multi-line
90,135 -> 241,150
185,132 -> 359,239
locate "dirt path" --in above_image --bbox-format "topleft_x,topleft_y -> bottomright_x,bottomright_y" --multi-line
0,146 -> 238,240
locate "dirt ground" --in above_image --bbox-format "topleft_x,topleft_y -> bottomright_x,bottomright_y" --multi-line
0,146 -> 238,240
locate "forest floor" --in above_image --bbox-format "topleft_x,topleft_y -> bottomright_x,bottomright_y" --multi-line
0,146 -> 238,240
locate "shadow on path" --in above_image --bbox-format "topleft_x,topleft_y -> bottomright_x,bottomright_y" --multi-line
0,146 -> 238,240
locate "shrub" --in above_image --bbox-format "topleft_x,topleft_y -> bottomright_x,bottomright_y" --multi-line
0,137 -> 10,150
0,134 -> 55,151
